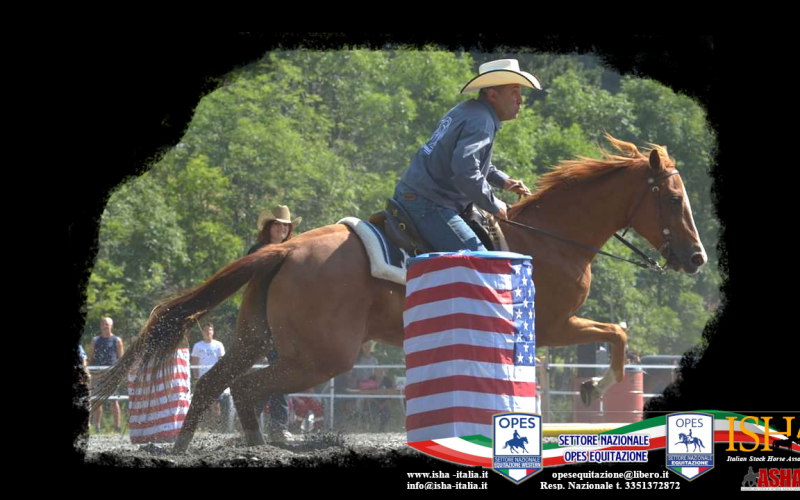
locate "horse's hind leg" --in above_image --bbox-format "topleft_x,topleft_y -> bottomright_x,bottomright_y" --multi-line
227,356 -> 335,446
225,343 -> 271,446
173,281 -> 270,454
229,356 -> 274,446
173,340 -> 264,453
227,283 -> 275,446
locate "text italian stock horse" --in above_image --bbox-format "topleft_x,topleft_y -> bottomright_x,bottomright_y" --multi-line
92,136 -> 707,453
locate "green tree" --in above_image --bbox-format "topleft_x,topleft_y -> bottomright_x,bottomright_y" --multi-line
536,70 -> 640,144
84,173 -> 186,342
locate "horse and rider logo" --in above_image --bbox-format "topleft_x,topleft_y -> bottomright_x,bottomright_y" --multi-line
492,413 -> 542,484
742,466 -> 759,487
675,428 -> 706,453
666,412 -> 714,481
504,431 -> 530,453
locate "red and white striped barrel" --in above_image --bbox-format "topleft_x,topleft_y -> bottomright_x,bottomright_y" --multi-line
127,348 -> 191,444
403,251 -> 536,443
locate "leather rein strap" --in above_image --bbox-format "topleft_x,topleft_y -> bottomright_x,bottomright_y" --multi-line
502,170 -> 680,273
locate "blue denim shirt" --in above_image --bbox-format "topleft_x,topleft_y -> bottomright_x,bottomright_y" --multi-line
399,97 -> 509,215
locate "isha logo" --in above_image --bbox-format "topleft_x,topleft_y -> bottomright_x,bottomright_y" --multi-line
492,413 -> 542,484
666,412 -> 714,481
727,416 -> 798,452
741,467 -> 800,491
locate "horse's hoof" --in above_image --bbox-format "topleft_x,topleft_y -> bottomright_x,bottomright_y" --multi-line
244,430 -> 267,447
171,444 -> 188,455
580,380 -> 600,406
268,429 -> 293,443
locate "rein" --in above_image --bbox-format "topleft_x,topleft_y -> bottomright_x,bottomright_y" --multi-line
503,169 -> 680,273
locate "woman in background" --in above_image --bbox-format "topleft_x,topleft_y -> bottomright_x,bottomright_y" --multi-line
248,205 -> 302,442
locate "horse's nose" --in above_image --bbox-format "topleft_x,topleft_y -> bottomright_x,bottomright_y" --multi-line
691,252 -> 706,267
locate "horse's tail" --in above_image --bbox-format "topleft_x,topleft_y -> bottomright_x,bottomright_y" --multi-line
503,442 -> 508,449
90,245 -> 291,411
698,439 -> 705,449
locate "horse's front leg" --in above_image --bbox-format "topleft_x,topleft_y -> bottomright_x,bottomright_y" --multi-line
541,316 -> 628,406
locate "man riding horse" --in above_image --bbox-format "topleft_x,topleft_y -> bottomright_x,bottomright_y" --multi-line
392,59 -> 539,252
91,59 -> 708,454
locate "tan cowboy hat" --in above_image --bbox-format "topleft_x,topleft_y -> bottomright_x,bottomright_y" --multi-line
257,205 -> 302,230
460,59 -> 542,94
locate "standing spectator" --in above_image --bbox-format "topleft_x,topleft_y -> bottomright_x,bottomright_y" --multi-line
190,323 -> 230,431
78,344 -> 89,377
90,317 -> 124,433
77,344 -> 91,432
247,204 -> 301,442
78,344 -> 90,394
352,342 -> 380,389
352,342 -> 392,431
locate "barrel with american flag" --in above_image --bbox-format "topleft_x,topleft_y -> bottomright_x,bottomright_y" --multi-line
127,348 -> 191,444
403,251 -> 536,443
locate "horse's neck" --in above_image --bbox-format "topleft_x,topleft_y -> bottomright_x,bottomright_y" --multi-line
514,167 -> 643,256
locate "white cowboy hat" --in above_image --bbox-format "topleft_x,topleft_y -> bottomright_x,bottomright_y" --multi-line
257,205 -> 302,230
460,59 -> 542,94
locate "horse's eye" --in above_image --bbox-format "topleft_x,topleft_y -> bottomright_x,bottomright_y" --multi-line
670,196 -> 682,205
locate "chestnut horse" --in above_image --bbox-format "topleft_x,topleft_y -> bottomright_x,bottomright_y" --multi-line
91,136 -> 707,453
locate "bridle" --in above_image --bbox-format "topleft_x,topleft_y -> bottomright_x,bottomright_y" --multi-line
618,169 -> 680,264
501,169 -> 681,273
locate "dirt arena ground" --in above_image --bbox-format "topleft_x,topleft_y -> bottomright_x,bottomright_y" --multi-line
79,430 -> 560,468
80,431 -> 417,467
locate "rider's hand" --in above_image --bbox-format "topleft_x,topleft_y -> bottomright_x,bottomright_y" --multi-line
503,178 -> 532,197
496,203 -> 508,220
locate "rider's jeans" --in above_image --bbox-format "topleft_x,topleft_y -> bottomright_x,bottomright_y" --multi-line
393,182 -> 486,252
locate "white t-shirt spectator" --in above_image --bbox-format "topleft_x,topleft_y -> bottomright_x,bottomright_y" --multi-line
191,340 -> 225,379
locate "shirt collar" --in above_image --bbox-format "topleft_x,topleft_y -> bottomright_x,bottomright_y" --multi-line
477,96 -> 503,131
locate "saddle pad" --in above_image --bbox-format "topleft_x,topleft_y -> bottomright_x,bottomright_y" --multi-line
338,217 -> 409,285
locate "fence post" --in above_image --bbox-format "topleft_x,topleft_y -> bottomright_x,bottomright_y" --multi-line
329,377 -> 335,431
543,349 -> 550,422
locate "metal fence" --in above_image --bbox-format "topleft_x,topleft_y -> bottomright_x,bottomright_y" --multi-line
89,361 -> 679,430
539,362 -> 680,423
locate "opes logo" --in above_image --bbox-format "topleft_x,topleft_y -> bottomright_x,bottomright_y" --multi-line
741,467 -> 800,491
666,412 -> 714,481
492,413 -> 542,484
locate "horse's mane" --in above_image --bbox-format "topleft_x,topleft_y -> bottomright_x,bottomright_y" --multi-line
508,134 -> 674,218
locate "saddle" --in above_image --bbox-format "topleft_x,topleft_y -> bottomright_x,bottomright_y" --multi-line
368,199 -> 509,256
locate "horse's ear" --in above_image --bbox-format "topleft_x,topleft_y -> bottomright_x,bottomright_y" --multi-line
648,149 -> 662,171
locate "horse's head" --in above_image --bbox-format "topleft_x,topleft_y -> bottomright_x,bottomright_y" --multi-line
629,149 -> 707,274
